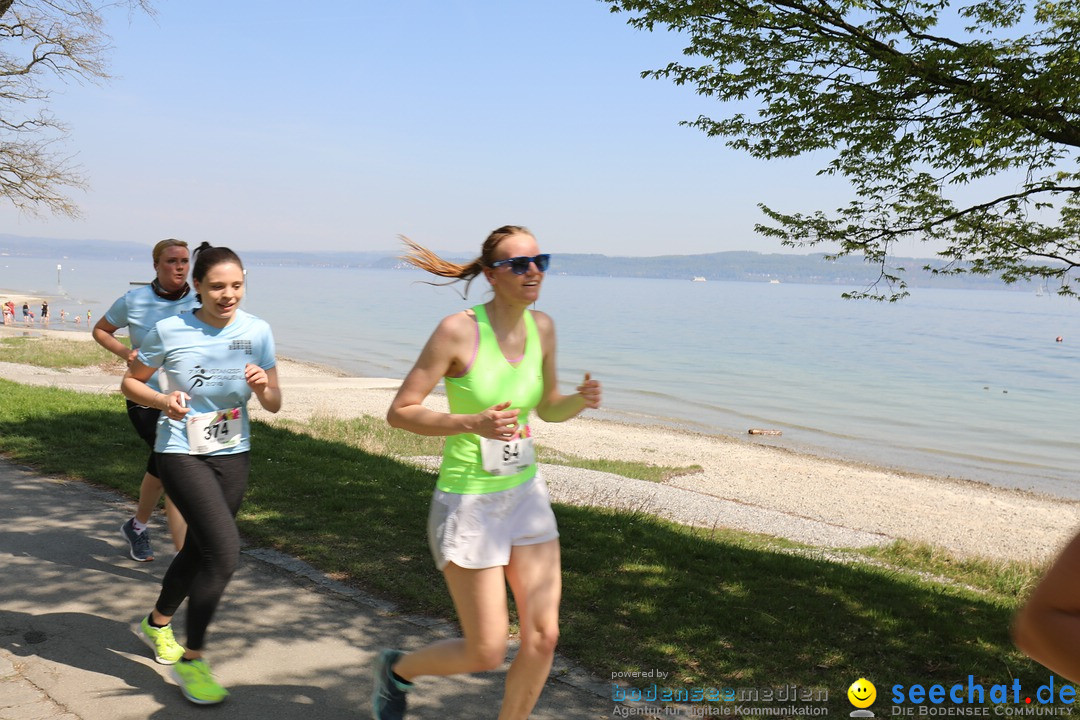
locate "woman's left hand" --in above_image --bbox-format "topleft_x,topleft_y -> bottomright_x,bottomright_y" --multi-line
577,372 -> 602,409
245,363 -> 268,392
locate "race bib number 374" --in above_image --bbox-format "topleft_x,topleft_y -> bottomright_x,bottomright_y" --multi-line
186,407 -> 242,455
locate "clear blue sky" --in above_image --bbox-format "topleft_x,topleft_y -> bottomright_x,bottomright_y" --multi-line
0,0 -> 861,256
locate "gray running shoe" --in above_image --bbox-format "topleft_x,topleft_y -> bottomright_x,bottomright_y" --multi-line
371,649 -> 408,720
121,518 -> 154,562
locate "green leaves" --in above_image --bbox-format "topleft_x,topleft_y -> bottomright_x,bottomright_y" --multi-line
604,0 -> 1080,299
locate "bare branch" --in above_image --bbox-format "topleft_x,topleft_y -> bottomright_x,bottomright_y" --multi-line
0,0 -> 150,216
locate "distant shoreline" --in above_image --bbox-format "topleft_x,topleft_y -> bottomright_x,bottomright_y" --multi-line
1,234 -> 1043,291
0,288 -> 96,333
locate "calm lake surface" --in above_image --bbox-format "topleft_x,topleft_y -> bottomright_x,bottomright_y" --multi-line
3,255 -> 1078,499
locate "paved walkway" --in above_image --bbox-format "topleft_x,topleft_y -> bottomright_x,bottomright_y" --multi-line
0,459 -> 613,719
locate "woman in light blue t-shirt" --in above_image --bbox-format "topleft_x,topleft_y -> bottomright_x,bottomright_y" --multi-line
121,242 -> 281,706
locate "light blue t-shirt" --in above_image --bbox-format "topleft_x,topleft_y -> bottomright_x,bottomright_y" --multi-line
104,284 -> 197,392
137,309 -> 276,455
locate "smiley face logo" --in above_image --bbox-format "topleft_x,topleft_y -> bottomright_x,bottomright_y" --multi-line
848,678 -> 876,708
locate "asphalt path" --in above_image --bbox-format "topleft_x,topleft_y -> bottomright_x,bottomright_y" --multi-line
0,459 -> 614,719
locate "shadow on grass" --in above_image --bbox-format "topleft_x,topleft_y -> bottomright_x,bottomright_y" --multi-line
559,505 -> 1046,697
0,380 -> 1053,710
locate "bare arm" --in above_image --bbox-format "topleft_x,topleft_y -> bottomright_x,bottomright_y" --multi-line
387,314 -> 522,439
534,311 -> 602,423
93,317 -> 137,365
246,363 -> 282,413
121,360 -> 189,420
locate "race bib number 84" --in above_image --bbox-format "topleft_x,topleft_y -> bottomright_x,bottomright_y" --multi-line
480,433 -> 536,476
186,407 -> 242,455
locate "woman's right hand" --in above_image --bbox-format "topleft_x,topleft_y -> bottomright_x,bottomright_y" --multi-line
473,401 -> 520,440
163,391 -> 190,421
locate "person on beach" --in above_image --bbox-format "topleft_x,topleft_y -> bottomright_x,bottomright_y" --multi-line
379,225 -> 602,720
94,239 -> 197,562
121,242 -> 281,705
22,303 -> 29,324
41,301 -> 49,326
1012,534 -> 1080,682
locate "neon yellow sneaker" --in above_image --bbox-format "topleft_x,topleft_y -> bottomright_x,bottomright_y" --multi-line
137,616 -> 184,665
171,658 -> 229,705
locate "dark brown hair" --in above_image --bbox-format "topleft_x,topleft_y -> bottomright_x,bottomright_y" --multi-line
191,242 -> 244,303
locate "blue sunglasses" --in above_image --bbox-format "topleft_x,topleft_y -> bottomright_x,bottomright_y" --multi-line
489,254 -> 551,275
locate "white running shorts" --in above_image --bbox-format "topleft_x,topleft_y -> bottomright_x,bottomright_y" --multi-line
427,472 -> 559,571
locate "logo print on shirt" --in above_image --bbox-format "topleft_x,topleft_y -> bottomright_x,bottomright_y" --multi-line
187,365 -> 213,393
229,339 -> 252,355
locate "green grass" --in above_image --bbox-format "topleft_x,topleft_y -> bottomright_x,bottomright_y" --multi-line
0,375 -> 1067,713
288,413 -> 703,482
854,539 -> 1046,601
280,413 -> 446,458
537,446 -> 703,482
0,335 -> 127,369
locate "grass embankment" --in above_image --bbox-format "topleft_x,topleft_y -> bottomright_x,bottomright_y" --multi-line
0,338 -> 1061,713
0,335 -> 126,369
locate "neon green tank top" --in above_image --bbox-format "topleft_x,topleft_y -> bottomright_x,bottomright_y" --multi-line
438,304 -> 544,494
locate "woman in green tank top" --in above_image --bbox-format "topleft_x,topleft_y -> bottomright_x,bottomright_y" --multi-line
377,225 -> 602,720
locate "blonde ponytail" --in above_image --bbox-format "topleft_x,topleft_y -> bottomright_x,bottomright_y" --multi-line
398,225 -> 531,297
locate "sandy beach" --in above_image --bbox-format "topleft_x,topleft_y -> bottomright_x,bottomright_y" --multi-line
1,322 -> 1076,565
0,291 -> 49,311
0,289 -> 65,329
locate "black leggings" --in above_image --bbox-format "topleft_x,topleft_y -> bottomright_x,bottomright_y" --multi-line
153,452 -> 249,651
126,400 -> 161,478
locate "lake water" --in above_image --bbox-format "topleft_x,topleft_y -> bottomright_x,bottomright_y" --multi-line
3,255 -> 1078,499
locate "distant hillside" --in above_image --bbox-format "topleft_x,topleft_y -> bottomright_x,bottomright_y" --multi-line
548,251 -> 1028,290
0,234 -> 148,260
0,235 -> 396,267
0,233 -> 1032,291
